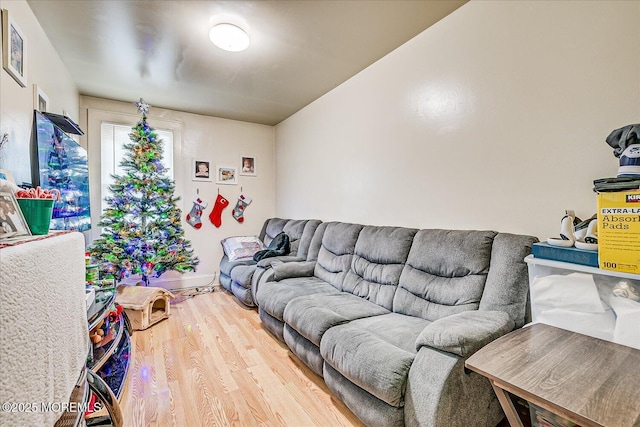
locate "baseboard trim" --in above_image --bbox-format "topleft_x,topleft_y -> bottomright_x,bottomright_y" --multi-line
119,273 -> 217,290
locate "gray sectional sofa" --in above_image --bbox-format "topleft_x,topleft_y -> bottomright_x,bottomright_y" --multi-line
219,218 -> 321,306
249,221 -> 537,426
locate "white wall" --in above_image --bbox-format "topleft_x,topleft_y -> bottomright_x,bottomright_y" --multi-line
275,0 -> 640,239
0,0 -> 79,185
79,96 -> 275,287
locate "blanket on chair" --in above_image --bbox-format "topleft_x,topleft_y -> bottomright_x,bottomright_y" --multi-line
253,232 -> 290,262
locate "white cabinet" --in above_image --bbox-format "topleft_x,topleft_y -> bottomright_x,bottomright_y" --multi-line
0,232 -> 89,427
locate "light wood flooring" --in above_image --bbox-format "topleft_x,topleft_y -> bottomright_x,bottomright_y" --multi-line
120,287 -> 364,427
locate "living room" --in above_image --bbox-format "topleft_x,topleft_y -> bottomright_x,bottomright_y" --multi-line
1,0 -> 639,426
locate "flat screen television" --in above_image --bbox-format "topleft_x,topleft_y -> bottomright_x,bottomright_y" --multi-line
30,111 -> 91,231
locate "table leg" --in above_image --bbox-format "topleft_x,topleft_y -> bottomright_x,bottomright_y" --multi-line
490,381 -> 524,427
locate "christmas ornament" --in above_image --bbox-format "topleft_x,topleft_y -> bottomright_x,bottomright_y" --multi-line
135,98 -> 150,117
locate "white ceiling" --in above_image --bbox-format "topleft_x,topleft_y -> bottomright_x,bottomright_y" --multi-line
27,0 -> 466,126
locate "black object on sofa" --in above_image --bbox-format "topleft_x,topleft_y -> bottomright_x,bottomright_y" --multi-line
253,232 -> 290,262
254,221 -> 538,426
219,218 -> 321,307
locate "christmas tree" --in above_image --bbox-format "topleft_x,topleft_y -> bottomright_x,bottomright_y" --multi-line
90,99 -> 198,286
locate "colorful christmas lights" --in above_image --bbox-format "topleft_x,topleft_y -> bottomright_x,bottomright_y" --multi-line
89,101 -> 198,286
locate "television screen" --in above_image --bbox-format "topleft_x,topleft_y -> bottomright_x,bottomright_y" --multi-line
31,111 -> 91,231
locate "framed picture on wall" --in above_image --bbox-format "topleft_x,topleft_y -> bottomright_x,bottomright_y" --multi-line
0,191 -> 31,240
33,85 -> 49,112
216,165 -> 237,185
192,159 -> 212,181
239,155 -> 256,176
2,9 -> 28,87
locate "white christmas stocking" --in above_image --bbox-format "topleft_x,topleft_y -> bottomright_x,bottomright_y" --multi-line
186,196 -> 208,229
232,193 -> 252,223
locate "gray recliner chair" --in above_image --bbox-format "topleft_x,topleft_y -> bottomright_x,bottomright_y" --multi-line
219,218 -> 321,307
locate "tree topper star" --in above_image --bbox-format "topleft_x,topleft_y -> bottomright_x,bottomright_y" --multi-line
135,98 -> 150,116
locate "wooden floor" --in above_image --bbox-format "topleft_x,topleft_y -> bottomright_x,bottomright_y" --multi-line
120,287 -> 364,427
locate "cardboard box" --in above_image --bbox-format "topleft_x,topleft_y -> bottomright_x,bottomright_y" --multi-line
597,190 -> 640,273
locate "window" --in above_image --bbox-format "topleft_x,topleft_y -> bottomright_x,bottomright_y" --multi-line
100,122 -> 174,214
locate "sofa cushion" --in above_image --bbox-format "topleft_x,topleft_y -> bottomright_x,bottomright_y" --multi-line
342,226 -> 417,310
284,293 -> 390,346
314,222 -> 364,289
320,313 -> 430,408
393,229 -> 497,321
256,277 -> 340,321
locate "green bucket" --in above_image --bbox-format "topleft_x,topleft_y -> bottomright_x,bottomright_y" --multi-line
17,198 -> 54,235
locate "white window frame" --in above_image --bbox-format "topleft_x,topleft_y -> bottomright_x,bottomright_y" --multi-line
100,122 -> 175,215
87,109 -> 183,242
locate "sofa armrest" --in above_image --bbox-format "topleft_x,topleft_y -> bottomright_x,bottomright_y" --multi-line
256,256 -> 304,269
272,261 -> 316,281
415,311 -> 514,357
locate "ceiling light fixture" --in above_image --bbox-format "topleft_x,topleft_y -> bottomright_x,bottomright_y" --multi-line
209,23 -> 250,52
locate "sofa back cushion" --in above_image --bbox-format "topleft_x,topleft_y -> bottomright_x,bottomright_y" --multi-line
314,222 -> 364,289
260,218 -> 322,258
306,221 -> 327,261
286,219 -> 322,259
261,218 -> 289,244
342,226 -> 418,310
393,229 -> 497,321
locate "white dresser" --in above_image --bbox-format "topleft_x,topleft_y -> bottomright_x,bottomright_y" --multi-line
0,232 -> 89,427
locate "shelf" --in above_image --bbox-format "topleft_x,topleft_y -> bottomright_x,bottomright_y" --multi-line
84,285 -> 131,427
85,370 -> 124,427
87,289 -> 116,330
88,314 -> 124,371
97,329 -> 131,399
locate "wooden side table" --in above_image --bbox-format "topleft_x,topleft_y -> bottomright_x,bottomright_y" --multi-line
465,323 -> 640,427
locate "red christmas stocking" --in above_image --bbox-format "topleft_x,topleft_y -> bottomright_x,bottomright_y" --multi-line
209,193 -> 230,227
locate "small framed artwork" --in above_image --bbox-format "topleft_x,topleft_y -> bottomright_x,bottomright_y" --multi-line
2,9 -> 27,87
216,165 -> 237,185
0,191 -> 31,240
0,169 -> 15,184
192,159 -> 212,181
33,85 -> 49,112
240,155 -> 256,176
